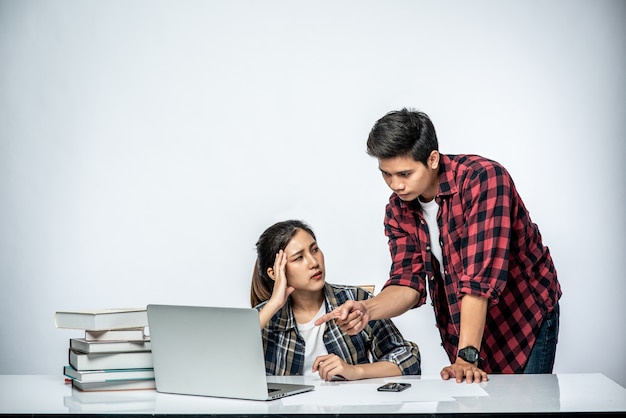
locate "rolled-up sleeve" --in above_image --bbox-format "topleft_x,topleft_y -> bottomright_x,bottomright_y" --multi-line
383,201 -> 427,308
368,317 -> 421,375
456,164 -> 512,305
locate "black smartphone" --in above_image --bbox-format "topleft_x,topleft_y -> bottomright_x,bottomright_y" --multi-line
377,382 -> 411,392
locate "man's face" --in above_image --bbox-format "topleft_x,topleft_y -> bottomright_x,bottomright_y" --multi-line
378,152 -> 439,202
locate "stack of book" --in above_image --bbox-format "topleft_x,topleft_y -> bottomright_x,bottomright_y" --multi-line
55,308 -> 155,391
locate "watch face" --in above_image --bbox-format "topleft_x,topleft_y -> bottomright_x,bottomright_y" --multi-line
459,346 -> 479,362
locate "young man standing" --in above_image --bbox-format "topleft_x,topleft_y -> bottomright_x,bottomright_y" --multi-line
317,108 -> 562,383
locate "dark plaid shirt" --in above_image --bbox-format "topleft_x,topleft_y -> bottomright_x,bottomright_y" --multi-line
255,283 -> 421,376
383,154 -> 562,373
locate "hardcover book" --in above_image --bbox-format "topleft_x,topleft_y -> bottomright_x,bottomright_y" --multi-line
69,350 -> 153,371
63,365 -> 155,383
85,328 -> 145,341
69,338 -> 151,354
55,308 -> 148,331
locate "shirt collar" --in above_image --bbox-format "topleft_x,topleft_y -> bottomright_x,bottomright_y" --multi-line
437,154 -> 458,198
269,283 -> 334,332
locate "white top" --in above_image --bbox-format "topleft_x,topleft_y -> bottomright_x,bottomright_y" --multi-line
297,303 -> 329,377
419,197 -> 443,275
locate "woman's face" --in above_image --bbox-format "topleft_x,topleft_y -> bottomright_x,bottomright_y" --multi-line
283,229 -> 326,291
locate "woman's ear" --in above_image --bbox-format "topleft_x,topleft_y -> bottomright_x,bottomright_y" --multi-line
267,268 -> 275,280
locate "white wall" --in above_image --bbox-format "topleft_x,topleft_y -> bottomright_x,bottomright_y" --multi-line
1,0 -> 624,386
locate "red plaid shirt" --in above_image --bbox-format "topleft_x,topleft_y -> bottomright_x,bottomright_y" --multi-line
383,154 -> 562,373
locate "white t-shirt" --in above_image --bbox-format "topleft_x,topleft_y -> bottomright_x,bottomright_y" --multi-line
296,303 -> 329,377
419,197 -> 443,275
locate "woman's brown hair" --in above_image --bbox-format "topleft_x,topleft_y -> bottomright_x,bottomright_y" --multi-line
250,220 -> 316,307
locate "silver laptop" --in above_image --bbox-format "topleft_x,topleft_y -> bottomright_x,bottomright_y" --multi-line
147,304 -> 314,401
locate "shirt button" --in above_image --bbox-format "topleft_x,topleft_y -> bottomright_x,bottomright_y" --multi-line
420,220 -> 426,224
426,245 -> 431,251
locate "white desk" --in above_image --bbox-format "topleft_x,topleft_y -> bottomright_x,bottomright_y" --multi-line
0,373 -> 624,416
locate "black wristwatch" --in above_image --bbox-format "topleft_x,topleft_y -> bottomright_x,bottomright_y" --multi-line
457,346 -> 480,364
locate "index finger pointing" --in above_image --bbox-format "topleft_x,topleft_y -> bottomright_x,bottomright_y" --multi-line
314,311 -> 337,326
316,306 -> 350,325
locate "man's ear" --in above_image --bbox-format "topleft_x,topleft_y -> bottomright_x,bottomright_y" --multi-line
267,268 -> 275,280
429,150 -> 440,170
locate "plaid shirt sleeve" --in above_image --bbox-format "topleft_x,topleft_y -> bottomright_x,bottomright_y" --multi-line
255,301 -> 305,376
383,204 -> 428,308
326,285 -> 421,375
366,316 -> 421,375
453,160 -> 513,302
